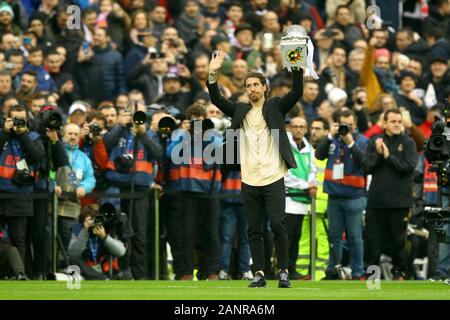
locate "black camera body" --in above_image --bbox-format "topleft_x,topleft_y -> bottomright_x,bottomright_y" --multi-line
337,124 -> 350,137
42,109 -> 63,130
90,203 -> 119,232
114,154 -> 134,173
89,123 -> 102,136
425,120 -> 450,162
423,118 -> 450,240
12,117 -> 26,128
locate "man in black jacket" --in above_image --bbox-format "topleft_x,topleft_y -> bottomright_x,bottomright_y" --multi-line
30,105 -> 68,279
206,50 -> 303,288
361,109 -> 418,280
0,104 -> 45,267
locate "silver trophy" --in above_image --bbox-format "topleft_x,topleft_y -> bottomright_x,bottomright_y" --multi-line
280,25 -> 319,79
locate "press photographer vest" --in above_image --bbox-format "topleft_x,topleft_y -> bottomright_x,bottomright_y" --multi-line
0,132 -> 39,193
323,134 -> 367,199
106,132 -> 155,188
167,132 -> 222,193
221,170 -> 242,204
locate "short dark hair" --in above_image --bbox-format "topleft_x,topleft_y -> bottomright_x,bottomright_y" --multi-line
338,109 -> 357,123
304,79 -> 319,87
311,117 -> 330,130
86,111 -> 107,124
330,44 -> 347,55
335,5 -> 350,15
186,103 -> 206,120
28,46 -> 42,55
398,28 -> 414,40
80,204 -> 99,222
8,104 -> 27,118
82,7 -> 97,19
228,1 -> 243,10
384,108 -> 402,121
423,25 -> 444,40
22,71 -> 37,79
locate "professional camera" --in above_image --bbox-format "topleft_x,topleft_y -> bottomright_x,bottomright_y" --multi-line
91,203 -> 119,231
210,117 -> 231,133
338,124 -> 349,136
114,153 -> 134,173
158,116 -> 178,138
425,119 -> 450,162
12,117 -> 26,128
89,123 -> 102,136
42,109 -> 63,130
423,117 -> 450,241
133,111 -> 147,125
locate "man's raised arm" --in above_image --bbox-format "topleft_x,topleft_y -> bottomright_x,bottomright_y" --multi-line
278,68 -> 304,115
206,51 -> 237,118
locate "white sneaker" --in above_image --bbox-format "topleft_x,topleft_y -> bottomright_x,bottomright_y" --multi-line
241,271 -> 254,280
219,270 -> 229,280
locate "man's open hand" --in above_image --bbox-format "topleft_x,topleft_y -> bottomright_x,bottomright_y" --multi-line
209,50 -> 225,73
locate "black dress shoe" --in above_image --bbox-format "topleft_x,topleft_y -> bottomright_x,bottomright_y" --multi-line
278,270 -> 291,288
248,271 -> 267,288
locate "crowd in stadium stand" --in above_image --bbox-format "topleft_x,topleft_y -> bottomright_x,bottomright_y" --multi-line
0,0 -> 449,283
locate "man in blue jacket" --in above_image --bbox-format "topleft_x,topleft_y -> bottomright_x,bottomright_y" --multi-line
93,27 -> 126,101
0,104 -> 45,263
55,123 -> 96,252
316,109 -> 368,280
104,106 -> 162,280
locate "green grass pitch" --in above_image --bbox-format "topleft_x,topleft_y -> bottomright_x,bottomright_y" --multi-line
0,280 -> 449,300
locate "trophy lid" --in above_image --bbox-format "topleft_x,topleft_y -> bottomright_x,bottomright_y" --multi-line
281,25 -> 308,41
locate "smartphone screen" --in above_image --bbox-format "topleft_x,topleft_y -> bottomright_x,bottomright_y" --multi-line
82,42 -> 90,53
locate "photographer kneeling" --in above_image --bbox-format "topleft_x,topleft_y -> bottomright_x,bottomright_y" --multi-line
68,204 -> 126,280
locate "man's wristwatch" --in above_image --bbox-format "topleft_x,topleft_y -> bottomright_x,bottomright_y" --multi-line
208,71 -> 218,83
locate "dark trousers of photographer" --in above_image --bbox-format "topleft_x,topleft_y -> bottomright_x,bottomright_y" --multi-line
179,196 -> 220,278
120,187 -> 150,280
29,197 -> 51,277
365,208 -> 409,273
0,199 -> 32,262
70,256 -> 108,280
0,244 -> 26,277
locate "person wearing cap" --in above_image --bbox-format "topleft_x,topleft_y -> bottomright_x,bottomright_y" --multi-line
68,102 -> 88,127
155,69 -> 200,116
124,27 -> 157,81
211,33 -> 233,76
231,23 -> 261,70
361,36 -> 398,114
0,2 -> 21,36
207,50 -> 304,288
313,29 -> 334,72
394,70 -> 426,126
28,11 -> 53,50
418,50 -> 450,103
